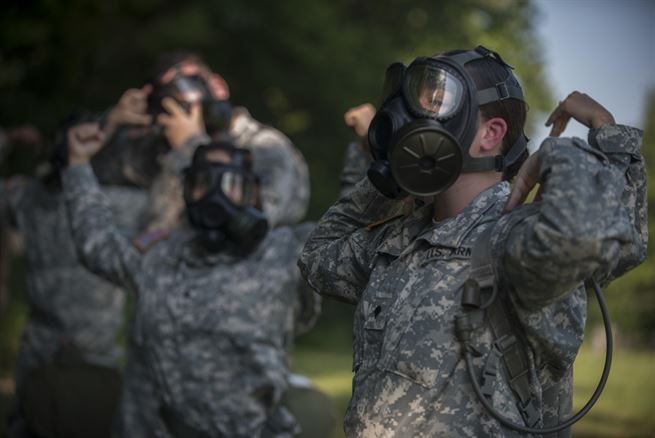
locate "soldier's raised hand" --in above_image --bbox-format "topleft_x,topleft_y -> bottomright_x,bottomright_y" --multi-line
506,91 -> 615,211
344,103 -> 376,152
104,86 -> 153,137
546,91 -> 615,137
157,97 -> 205,149
504,151 -> 541,212
67,123 -> 106,166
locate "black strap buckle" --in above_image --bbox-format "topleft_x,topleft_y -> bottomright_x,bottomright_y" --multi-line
494,155 -> 505,171
475,45 -> 492,57
496,81 -> 510,100
519,398 -> 541,427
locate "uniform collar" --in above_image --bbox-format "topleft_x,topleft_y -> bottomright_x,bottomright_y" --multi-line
374,182 -> 509,258
417,181 -> 510,249
375,202 -> 434,257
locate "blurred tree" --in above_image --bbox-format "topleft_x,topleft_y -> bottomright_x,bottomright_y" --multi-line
0,0 -> 552,217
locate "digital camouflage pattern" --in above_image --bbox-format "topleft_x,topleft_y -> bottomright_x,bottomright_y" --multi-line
299,124 -> 647,437
339,142 -> 371,198
0,175 -> 148,389
145,106 -> 310,231
63,164 -> 315,437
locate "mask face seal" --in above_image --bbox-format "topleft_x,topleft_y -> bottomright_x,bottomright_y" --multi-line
367,46 -> 528,199
183,144 -> 268,255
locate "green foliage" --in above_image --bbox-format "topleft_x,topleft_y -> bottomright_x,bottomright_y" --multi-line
0,0 -> 552,217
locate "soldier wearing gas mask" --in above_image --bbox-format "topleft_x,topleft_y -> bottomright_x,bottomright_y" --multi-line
99,52 -> 309,233
63,123 -> 315,437
300,46 -> 647,437
96,53 -> 330,437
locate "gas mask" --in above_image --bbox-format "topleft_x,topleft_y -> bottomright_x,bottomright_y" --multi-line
367,45 -> 528,198
148,71 -> 233,136
183,143 -> 268,255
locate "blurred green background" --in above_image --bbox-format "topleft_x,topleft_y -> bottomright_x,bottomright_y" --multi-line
0,0 -> 653,437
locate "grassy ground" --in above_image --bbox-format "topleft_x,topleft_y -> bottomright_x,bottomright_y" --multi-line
292,326 -> 655,438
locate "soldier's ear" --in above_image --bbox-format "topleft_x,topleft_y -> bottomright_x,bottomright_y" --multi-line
478,117 -> 507,155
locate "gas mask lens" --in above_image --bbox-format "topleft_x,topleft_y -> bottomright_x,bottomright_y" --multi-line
184,166 -> 255,206
173,76 -> 204,104
405,64 -> 464,118
220,171 -> 249,206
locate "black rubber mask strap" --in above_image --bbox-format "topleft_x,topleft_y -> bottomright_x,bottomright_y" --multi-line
462,155 -> 503,173
477,82 -> 525,105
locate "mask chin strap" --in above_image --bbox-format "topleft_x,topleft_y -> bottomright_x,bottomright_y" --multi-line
462,134 -> 528,173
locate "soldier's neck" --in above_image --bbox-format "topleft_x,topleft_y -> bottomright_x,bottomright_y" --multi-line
432,171 -> 501,221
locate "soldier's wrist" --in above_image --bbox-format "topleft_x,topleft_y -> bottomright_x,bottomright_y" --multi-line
68,155 -> 91,166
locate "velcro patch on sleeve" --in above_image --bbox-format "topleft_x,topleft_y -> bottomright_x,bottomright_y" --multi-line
132,228 -> 169,253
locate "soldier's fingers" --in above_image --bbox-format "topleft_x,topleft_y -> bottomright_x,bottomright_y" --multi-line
75,128 -> 105,145
190,102 -> 202,122
126,113 -> 153,125
505,178 -> 530,211
344,103 -> 375,127
157,113 -> 172,126
549,114 -> 571,137
504,155 -> 539,212
73,123 -> 102,140
123,89 -> 147,107
545,102 -> 563,127
344,109 -> 359,127
162,97 -> 185,117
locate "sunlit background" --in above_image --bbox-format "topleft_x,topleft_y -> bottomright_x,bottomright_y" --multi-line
1,0 -> 653,437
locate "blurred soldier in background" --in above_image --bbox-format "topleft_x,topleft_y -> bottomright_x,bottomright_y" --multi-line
1,113 -> 150,438
63,123 -> 314,437
101,52 -> 310,231
0,124 -> 43,314
103,52 -> 333,437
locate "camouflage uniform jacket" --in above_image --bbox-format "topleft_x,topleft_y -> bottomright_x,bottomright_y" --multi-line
0,175 -> 148,388
145,106 -> 310,231
299,124 -> 646,437
63,163 -> 312,437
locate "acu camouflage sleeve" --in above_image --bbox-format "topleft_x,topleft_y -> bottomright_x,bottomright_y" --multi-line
250,128 -> 310,227
299,177 -> 404,304
339,142 -> 372,198
290,222 -> 321,336
143,133 -> 210,231
62,164 -> 143,291
499,125 -> 646,310
588,124 -> 647,279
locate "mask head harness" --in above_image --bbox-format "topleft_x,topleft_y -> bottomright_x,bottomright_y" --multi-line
367,45 -> 528,198
148,67 -> 233,135
183,141 -> 268,255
